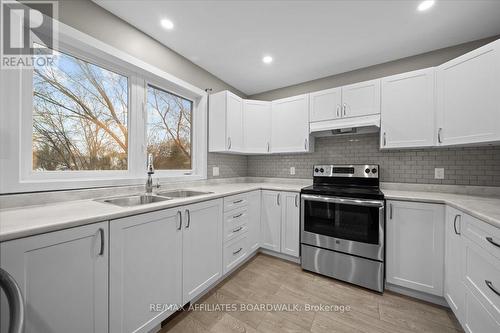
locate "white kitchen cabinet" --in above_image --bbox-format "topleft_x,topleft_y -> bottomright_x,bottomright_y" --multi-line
271,94 -> 312,153
380,68 -> 436,148
261,190 -> 282,252
281,192 -> 300,257
247,190 -> 261,252
341,79 -> 381,118
309,87 -> 342,122
109,209 -> 182,333
182,199 -> 223,303
209,90 -> 244,152
444,206 -> 466,324
386,200 -> 445,296
463,288 -> 500,333
436,39 -> 500,146
243,100 -> 272,154
0,223 -> 108,333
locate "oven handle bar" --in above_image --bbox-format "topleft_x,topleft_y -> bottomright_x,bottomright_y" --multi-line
301,194 -> 384,207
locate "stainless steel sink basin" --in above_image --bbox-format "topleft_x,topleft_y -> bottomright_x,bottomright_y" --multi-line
97,194 -> 171,207
156,189 -> 213,198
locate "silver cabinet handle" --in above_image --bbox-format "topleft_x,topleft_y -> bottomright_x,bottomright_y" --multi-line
343,103 -> 347,117
98,228 -> 105,256
185,209 -> 190,228
277,193 -> 281,206
233,247 -> 243,255
438,128 -> 443,144
267,142 -> 270,152
485,280 -> 500,297
177,211 -> 182,230
227,137 -> 231,150
0,268 -> 24,333
389,203 -> 393,219
295,194 -> 298,207
233,199 -> 243,204
233,213 -> 243,219
336,105 -> 340,118
383,132 -> 387,146
486,237 -> 500,249
232,226 -> 243,233
453,214 -> 461,235
304,138 -> 308,150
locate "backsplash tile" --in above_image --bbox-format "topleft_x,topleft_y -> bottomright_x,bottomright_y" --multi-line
208,153 -> 248,178
247,134 -> 500,187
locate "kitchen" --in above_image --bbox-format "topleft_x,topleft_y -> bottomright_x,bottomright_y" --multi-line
0,0 -> 500,332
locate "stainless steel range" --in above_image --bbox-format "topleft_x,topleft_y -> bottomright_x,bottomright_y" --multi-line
300,164 -> 385,292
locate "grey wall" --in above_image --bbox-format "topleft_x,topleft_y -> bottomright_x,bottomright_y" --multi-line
207,153 -> 248,179
248,134 -> 500,187
249,36 -> 499,101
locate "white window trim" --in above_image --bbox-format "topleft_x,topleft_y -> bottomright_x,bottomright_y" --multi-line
0,14 -> 207,194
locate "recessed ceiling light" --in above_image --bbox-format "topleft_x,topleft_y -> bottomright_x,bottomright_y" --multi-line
161,19 -> 174,30
262,56 -> 273,64
418,0 -> 435,11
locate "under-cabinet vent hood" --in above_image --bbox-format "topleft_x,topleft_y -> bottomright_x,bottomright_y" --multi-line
309,114 -> 380,137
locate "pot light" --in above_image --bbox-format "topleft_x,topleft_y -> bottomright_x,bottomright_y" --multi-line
161,19 -> 174,30
262,55 -> 273,64
418,0 -> 435,11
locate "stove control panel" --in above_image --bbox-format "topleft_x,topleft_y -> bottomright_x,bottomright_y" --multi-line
313,164 -> 379,178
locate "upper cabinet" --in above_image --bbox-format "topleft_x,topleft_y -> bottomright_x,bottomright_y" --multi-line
436,39 -> 500,146
381,68 -> 436,149
271,94 -> 312,153
309,87 -> 342,122
243,99 -> 272,154
209,90 -> 244,153
341,79 -> 381,118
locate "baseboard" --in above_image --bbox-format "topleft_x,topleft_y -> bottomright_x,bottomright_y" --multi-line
259,248 -> 301,264
385,283 -> 449,307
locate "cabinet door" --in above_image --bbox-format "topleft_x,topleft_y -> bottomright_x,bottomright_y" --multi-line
243,100 -> 272,154
247,190 -> 261,252
386,200 -> 445,296
436,39 -> 500,146
226,91 -> 244,152
110,209 -> 182,333
444,207 -> 465,324
182,199 -> 223,304
271,94 -> 310,153
0,223 -> 108,333
281,192 -> 300,257
261,190 -> 282,252
309,87 -> 342,122
341,79 -> 381,118
381,68 -> 436,148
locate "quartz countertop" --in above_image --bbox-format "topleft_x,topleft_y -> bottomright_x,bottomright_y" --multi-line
1,181 -> 500,243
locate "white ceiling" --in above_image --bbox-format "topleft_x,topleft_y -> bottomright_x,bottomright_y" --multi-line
94,0 -> 500,95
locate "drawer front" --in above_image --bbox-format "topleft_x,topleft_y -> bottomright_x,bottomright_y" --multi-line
224,193 -> 249,212
224,208 -> 248,228
464,287 -> 500,333
463,213 -> 500,261
223,233 -> 248,274
464,237 -> 500,324
224,220 -> 248,242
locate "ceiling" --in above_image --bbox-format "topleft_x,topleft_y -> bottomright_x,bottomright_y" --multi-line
94,0 -> 500,95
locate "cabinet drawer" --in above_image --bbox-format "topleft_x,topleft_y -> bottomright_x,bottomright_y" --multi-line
463,214 -> 500,260
223,233 -> 248,274
464,287 -> 500,333
464,237 -> 500,324
224,193 -> 249,212
223,209 -> 248,242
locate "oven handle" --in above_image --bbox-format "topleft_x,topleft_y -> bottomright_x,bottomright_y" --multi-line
301,194 -> 384,207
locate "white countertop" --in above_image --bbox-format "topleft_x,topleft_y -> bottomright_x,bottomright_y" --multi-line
1,181 -> 499,242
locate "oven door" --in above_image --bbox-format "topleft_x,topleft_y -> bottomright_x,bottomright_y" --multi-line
301,194 -> 384,261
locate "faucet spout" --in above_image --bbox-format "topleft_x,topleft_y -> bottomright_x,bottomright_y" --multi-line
146,154 -> 155,195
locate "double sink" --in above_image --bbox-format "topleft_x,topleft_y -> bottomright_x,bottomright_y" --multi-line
97,189 -> 213,207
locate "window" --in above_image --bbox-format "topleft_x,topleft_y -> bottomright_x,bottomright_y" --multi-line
32,48 -> 129,171
146,85 -> 192,170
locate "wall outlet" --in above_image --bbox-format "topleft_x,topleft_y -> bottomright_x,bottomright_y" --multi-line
212,166 -> 219,177
434,168 -> 445,179
290,167 -> 296,175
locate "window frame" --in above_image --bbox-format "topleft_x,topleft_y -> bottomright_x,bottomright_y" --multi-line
0,14 -> 207,194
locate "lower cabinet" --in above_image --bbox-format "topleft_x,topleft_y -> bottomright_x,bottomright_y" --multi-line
109,208 -> 182,333
386,200 -> 445,296
261,190 -> 300,257
0,222 -> 109,333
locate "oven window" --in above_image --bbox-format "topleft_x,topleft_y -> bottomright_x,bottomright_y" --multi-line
304,200 -> 380,244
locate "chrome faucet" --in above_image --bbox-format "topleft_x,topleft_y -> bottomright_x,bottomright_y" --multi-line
146,153 -> 154,195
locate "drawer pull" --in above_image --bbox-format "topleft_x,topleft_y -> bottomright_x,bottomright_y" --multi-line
233,199 -> 243,204
453,214 -> 461,235
233,213 -> 243,219
233,247 -> 243,255
486,237 -> 500,249
485,280 -> 500,297
232,226 -> 243,233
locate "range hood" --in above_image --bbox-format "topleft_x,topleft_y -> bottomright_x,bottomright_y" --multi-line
309,114 -> 380,137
